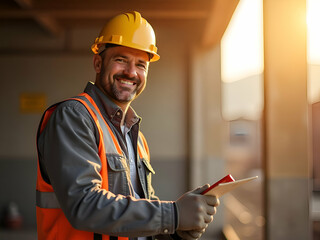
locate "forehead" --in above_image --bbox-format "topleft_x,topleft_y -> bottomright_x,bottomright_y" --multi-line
106,46 -> 150,62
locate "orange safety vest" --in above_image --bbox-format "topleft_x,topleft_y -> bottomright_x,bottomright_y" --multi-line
36,93 -> 149,240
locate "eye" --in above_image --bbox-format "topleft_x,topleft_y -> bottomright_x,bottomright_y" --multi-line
137,63 -> 147,70
115,57 -> 127,63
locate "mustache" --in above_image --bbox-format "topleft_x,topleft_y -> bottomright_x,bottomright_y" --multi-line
114,74 -> 140,84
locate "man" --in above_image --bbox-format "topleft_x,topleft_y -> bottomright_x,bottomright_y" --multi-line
36,11 -> 219,240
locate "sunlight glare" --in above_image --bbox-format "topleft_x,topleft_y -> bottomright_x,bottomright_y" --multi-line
307,0 -> 320,65
221,0 -> 264,83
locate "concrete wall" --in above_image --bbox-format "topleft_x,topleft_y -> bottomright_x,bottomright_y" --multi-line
263,0 -> 311,239
189,45 -> 227,238
0,19 -> 226,238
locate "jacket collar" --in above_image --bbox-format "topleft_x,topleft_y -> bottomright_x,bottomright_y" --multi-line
83,82 -> 141,129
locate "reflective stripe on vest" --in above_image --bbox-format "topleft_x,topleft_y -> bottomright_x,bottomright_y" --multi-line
36,93 -> 130,240
137,132 -> 150,162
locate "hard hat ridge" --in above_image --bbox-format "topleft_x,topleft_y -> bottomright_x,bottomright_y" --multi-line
124,11 -> 141,23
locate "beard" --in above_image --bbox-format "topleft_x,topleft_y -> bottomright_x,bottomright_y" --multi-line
111,74 -> 139,103
98,66 -> 143,103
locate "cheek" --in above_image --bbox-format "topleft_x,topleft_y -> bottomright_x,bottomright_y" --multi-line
111,62 -> 125,73
104,62 -> 121,76
139,76 -> 147,92
139,70 -> 148,82
103,65 -> 118,83
139,74 -> 147,87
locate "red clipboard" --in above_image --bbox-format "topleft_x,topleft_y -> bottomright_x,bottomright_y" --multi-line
201,174 -> 258,197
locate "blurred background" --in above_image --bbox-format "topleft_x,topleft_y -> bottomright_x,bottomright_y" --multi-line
0,0 -> 319,239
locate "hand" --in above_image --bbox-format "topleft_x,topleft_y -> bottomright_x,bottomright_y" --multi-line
175,184 -> 220,231
176,228 -> 206,240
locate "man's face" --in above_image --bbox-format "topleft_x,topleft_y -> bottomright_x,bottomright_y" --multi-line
95,46 -> 149,107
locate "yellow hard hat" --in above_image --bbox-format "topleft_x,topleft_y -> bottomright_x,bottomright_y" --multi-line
91,11 -> 160,62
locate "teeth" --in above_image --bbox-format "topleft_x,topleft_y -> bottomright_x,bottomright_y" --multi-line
120,80 -> 134,85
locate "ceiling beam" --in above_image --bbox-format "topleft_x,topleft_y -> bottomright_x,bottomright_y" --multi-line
31,0 -> 212,11
34,14 -> 63,37
0,9 -> 208,20
14,0 -> 33,8
201,0 -> 239,48
13,0 -> 62,37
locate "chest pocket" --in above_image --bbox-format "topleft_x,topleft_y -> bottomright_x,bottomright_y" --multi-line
106,153 -> 130,195
140,158 -> 156,198
141,158 -> 155,174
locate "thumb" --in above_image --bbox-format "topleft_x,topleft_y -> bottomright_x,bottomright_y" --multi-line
191,184 -> 210,195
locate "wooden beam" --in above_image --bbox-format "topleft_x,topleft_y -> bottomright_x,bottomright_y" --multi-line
201,0 -> 239,48
31,0 -> 212,12
14,0 -> 33,9
12,0 -> 62,37
34,14 -> 62,36
0,9 -> 207,20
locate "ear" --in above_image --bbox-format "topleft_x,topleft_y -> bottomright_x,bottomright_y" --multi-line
93,54 -> 102,73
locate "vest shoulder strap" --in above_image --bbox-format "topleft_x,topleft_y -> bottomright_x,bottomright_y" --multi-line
71,93 -> 122,156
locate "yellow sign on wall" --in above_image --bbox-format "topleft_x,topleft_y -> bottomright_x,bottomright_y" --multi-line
20,93 -> 47,113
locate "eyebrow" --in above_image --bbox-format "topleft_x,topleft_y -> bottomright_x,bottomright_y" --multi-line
115,55 -> 148,65
138,59 -> 147,65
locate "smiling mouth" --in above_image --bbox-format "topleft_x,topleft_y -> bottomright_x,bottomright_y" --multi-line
119,79 -> 136,86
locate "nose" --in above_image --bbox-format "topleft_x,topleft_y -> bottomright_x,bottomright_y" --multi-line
123,61 -> 137,78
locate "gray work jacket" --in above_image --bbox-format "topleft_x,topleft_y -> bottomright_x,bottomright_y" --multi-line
37,82 -> 177,239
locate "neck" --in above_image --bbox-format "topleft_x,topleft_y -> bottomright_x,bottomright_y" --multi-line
118,102 -> 130,127
94,80 -> 131,126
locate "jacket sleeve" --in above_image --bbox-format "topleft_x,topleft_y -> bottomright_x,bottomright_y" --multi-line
37,100 -> 176,237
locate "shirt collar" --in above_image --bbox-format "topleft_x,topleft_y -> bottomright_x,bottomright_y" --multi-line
83,82 -> 141,128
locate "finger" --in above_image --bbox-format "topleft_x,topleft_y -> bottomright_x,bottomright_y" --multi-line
194,220 -> 208,231
176,231 -> 191,240
204,214 -> 214,224
206,205 -> 217,215
188,230 -> 204,239
192,184 -> 210,194
205,196 -> 220,207
177,230 -> 198,240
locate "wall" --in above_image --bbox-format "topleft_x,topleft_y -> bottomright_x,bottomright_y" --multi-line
0,54 -> 92,230
264,0 -> 311,239
0,20 -> 195,230
189,45 -> 226,238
